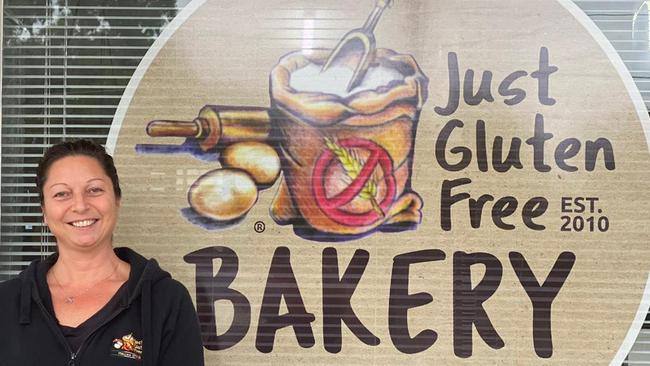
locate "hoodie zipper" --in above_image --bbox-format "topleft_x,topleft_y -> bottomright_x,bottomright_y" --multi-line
67,352 -> 76,366
66,303 -> 129,365
32,297 -> 77,365
34,290 -> 129,365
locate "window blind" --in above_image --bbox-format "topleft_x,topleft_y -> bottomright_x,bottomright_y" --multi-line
1,0 -> 183,280
564,2 -> 650,364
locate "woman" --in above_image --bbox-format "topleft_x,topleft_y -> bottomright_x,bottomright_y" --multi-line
0,139 -> 204,366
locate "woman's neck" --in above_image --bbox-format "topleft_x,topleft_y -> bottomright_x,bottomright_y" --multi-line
51,244 -> 124,285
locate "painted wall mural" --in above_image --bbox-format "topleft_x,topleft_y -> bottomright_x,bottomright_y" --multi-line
109,0 -> 650,364
136,1 -> 427,241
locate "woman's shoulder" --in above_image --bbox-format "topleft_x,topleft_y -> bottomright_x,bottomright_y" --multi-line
0,277 -> 21,295
0,259 -> 41,296
0,278 -> 23,314
152,276 -> 190,293
148,277 -> 198,325
150,276 -> 193,304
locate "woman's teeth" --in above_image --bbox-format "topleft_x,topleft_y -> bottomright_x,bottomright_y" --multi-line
70,219 -> 97,227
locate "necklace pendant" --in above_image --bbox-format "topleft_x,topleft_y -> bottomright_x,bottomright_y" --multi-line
65,296 -> 75,304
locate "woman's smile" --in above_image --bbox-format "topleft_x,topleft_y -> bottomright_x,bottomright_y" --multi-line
69,219 -> 99,228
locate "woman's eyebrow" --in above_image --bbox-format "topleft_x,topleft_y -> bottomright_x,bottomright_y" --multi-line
47,177 -> 106,189
47,182 -> 68,190
86,178 -> 106,183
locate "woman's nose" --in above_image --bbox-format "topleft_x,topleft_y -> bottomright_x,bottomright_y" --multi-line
72,193 -> 89,212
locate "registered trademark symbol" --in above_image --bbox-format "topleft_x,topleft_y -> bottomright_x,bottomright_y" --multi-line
254,221 -> 266,233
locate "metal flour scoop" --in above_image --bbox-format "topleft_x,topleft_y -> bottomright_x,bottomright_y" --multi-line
321,0 -> 394,92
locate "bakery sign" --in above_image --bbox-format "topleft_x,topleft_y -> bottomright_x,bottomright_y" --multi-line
108,0 -> 650,364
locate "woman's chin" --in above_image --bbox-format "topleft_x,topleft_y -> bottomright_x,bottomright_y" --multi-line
58,237 -> 112,252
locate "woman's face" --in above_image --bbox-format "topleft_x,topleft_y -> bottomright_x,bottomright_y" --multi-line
41,155 -> 120,252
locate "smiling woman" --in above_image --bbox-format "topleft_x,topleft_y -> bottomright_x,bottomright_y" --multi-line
41,155 -> 120,255
0,140 -> 205,366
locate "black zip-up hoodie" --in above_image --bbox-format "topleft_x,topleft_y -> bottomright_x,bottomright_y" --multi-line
0,247 -> 204,366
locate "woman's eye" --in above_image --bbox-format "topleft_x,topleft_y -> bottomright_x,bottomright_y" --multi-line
88,187 -> 104,195
53,191 -> 69,199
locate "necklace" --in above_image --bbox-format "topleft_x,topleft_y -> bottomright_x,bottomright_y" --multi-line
50,261 -> 120,304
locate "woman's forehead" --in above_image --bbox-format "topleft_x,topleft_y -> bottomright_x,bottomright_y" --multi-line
46,156 -> 109,184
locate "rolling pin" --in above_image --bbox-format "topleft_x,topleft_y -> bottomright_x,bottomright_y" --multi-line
146,105 -> 271,151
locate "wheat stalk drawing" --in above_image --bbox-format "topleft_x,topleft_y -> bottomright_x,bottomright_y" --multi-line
323,137 -> 384,217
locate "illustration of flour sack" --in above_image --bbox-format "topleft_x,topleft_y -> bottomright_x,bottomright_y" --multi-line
269,49 -> 429,239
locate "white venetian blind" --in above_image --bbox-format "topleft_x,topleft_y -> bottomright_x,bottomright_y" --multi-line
1,0 -> 184,280
572,2 -> 650,364
574,1 -> 650,108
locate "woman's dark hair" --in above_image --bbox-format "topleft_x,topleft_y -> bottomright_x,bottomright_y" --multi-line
36,139 -> 122,204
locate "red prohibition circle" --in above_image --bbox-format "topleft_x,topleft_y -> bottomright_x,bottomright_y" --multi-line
312,138 -> 396,226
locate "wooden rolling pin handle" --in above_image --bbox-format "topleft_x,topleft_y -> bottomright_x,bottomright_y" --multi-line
146,119 -> 209,138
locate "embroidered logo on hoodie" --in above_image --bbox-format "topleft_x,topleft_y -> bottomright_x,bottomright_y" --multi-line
111,333 -> 143,361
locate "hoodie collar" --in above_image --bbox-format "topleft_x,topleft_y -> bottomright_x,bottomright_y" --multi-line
18,259 -> 37,325
18,247 -> 170,325
114,247 -> 170,307
113,247 -> 169,366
